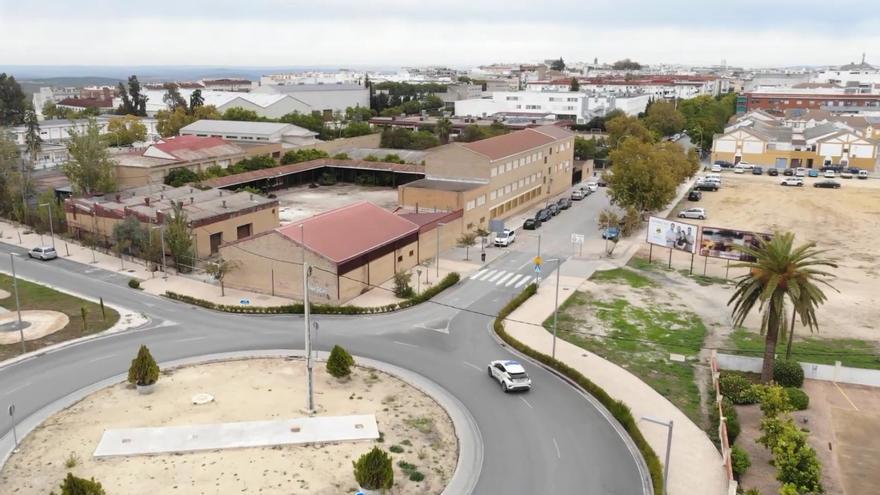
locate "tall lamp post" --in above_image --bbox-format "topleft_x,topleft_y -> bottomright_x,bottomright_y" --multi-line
300,223 -> 315,414
38,202 -> 55,249
9,253 -> 26,354
545,258 -> 562,359
150,225 -> 167,280
641,416 -> 674,495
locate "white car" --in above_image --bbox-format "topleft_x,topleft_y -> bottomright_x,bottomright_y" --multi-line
571,189 -> 585,200
710,164 -> 722,172
795,167 -> 806,177
488,360 -> 531,392
586,181 -> 599,192
781,177 -> 804,187
858,170 -> 869,180
840,170 -> 853,179
738,162 -> 754,170
678,207 -> 707,220
28,246 -> 58,261
823,170 -> 835,178
494,229 -> 516,247
733,166 -> 745,174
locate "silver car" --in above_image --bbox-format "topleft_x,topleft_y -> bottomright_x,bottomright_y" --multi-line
678,207 -> 707,220
28,246 -> 58,261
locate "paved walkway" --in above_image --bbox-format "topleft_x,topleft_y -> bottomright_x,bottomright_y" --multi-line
94,413 -> 379,457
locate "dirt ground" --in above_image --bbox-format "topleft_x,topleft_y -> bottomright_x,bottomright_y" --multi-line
275,183 -> 399,225
0,358 -> 458,495
665,173 -> 880,341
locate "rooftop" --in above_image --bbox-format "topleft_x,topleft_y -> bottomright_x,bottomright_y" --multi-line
180,119 -> 316,137
268,83 -> 367,92
461,125 -> 570,161
403,178 -> 485,192
200,158 -> 424,189
57,97 -> 114,108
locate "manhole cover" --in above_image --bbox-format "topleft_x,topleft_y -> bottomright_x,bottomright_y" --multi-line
290,426 -> 301,433
192,393 -> 214,405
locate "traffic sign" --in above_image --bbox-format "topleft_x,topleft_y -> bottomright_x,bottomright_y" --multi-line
534,264 -> 542,274
571,233 -> 585,244
534,255 -> 543,265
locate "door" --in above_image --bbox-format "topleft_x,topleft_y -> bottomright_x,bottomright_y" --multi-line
209,232 -> 223,254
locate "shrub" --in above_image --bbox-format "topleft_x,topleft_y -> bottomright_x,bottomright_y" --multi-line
128,278 -> 140,289
784,387 -> 810,411
327,345 -> 355,378
719,372 -> 759,405
127,345 -> 160,386
773,360 -> 804,388
409,471 -> 425,482
393,271 -> 414,298
353,447 -> 394,490
731,444 -> 751,479
744,489 -> 761,495
757,384 -> 792,418
710,398 -> 740,445
389,445 -> 404,453
52,473 -> 106,495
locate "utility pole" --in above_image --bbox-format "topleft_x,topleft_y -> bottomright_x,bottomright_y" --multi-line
9,253 -> 26,354
300,223 -> 314,413
39,202 -> 55,249
642,416 -> 674,495
435,222 -> 445,278
552,258 -> 561,359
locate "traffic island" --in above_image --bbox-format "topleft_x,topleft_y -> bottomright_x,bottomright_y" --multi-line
0,357 -> 460,495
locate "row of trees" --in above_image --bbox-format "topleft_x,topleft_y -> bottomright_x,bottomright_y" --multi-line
163,148 -> 331,187
678,93 -> 737,150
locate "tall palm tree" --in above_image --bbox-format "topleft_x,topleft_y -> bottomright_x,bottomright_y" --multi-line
728,232 -> 837,383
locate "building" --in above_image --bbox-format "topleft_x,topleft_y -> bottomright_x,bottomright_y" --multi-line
711,112 -> 879,171
435,84 -> 483,109
259,71 -> 364,87
33,87 -> 81,116
56,97 -> 115,114
201,79 -> 253,92
742,86 -> 880,114
113,135 -> 251,189
179,120 -> 318,147
251,83 -> 370,117
528,75 -> 727,99
64,184 -> 279,258
367,114 -> 568,137
812,56 -> 880,86
398,125 -> 575,230
116,90 -> 312,119
219,201 -> 462,303
454,91 -> 649,123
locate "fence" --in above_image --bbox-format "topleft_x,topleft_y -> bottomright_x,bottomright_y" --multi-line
716,352 -> 880,388
710,351 -> 738,495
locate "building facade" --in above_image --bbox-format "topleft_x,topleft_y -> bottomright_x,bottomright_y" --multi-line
251,83 -> 370,117
454,91 -> 649,123
743,87 -> 880,113
179,120 -> 318,147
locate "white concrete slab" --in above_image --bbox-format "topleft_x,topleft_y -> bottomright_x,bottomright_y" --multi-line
93,414 -> 378,457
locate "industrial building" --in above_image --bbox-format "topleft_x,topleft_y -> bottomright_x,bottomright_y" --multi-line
179,119 -> 319,147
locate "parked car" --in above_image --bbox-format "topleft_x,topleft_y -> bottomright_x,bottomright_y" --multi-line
714,160 -> 734,169
488,360 -> 531,392
858,170 -> 869,180
824,170 -> 835,178
28,246 -> 58,261
694,181 -> 719,192
781,177 -> 804,187
601,226 -> 621,241
813,180 -> 841,189
687,190 -> 702,201
596,178 -> 608,187
523,218 -> 541,230
710,164 -> 722,172
767,168 -> 779,176
821,165 -> 844,173
783,168 -> 795,176
848,167 -> 861,175
571,189 -> 585,201
840,170 -> 854,179
548,204 -> 560,216
494,229 -> 517,246
678,207 -> 707,220
808,169 -> 820,178
536,209 -> 551,222
586,181 -> 599,192
795,167 -> 806,177
733,165 -> 745,174
738,161 -> 755,170
752,166 -> 763,175
557,197 -> 572,210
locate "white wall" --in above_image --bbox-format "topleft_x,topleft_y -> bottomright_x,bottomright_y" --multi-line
717,353 -> 880,388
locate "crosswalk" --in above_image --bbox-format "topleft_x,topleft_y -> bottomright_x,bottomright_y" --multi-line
469,268 -> 534,288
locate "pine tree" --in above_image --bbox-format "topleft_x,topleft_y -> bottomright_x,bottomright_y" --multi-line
326,345 -> 355,378
127,345 -> 160,386
353,447 -> 394,491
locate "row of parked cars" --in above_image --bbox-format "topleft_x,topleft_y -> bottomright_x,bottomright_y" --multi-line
713,161 -> 869,179
522,181 -> 602,230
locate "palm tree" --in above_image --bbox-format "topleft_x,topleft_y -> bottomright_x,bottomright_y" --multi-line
728,232 -> 837,383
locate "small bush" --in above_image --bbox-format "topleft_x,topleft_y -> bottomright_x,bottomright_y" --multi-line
393,271 -> 414,298
710,398 -> 740,445
744,489 -> 761,495
353,447 -> 393,491
784,387 -> 810,411
719,372 -> 759,405
327,345 -> 355,378
773,360 -> 804,388
731,444 -> 751,479
389,445 -> 404,453
52,473 -> 106,495
409,471 -> 425,482
127,345 -> 159,386
64,452 -> 80,468
128,278 -> 140,289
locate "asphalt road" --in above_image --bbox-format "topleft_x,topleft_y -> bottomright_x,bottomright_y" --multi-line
0,188 -> 647,494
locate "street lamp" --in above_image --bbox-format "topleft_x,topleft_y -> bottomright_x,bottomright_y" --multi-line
435,222 -> 445,279
8,253 -> 26,354
641,416 -> 674,495
545,258 -> 562,360
300,223 -> 315,414
38,202 -> 55,249
150,225 -> 167,280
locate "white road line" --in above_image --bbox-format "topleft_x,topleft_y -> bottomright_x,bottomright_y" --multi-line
514,276 -> 531,288
393,341 -> 418,348
462,361 -> 483,372
506,274 -> 524,287
172,337 -> 207,344
520,397 -> 534,409
3,381 -> 32,396
487,270 -> 506,282
87,355 -> 114,363
553,437 -> 561,459
516,260 -> 532,270
475,269 -> 496,281
496,273 -> 514,285
470,269 -> 488,280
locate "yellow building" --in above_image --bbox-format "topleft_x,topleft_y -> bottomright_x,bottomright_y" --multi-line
398,125 -> 575,230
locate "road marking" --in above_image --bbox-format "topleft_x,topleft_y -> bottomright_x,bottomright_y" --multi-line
553,437 -> 561,459
462,361 -> 483,372
487,270 -> 506,282
474,269 -> 496,281
514,276 -> 530,288
506,274 -> 524,287
520,397 -> 533,409
496,273 -> 514,285
87,355 -> 114,363
393,341 -> 418,348
517,260 -> 532,270
833,382 -> 860,411
172,337 -> 207,344
3,381 -> 32,396
470,269 -> 488,280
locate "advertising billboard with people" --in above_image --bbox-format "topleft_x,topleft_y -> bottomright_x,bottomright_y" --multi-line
699,227 -> 772,261
646,216 -> 699,254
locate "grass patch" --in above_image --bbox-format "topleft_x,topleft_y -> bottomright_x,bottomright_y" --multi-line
549,291 -> 707,426
0,273 -> 119,362
676,269 -> 729,287
590,267 -> 656,288
728,328 -> 880,370
403,417 -> 434,434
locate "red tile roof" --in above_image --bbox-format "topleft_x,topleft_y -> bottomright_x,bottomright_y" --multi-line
461,127 -> 561,161
57,97 -> 113,108
155,135 -> 228,153
276,202 -> 419,264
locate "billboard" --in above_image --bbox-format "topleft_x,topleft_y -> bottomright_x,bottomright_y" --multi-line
699,227 -> 772,262
646,216 -> 699,254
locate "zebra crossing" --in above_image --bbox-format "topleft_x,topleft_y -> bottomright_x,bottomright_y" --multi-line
469,268 -> 534,288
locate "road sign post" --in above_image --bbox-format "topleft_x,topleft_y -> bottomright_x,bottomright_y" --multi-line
9,404 -> 19,452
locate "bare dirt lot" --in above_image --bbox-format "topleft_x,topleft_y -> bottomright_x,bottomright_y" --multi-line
667,173 -> 880,341
0,358 -> 457,495
275,183 -> 399,224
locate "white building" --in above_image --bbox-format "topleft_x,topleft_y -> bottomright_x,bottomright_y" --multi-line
116,90 -> 312,119
251,83 -> 369,116
812,57 -> 880,86
260,71 -> 364,87
32,87 -> 81,117
527,76 -> 727,99
454,91 -> 650,124
179,120 -> 318,147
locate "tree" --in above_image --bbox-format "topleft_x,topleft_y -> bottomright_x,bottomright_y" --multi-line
728,233 -> 837,383
189,89 -> 204,112
156,105 -> 221,137
606,139 -> 676,212
42,100 -> 62,119
164,202 -> 194,273
341,121 -> 373,138
353,447 -> 394,491
456,232 -> 478,260
51,473 -> 106,495
0,131 -> 21,216
105,115 -> 147,146
612,58 -> 642,70
605,114 -> 654,149
327,344 -> 355,379
678,94 -> 736,150
112,216 -> 146,256
550,58 -> 566,71
116,81 -> 131,115
393,271 -> 414,298
422,95 -> 445,111
569,77 -> 580,92
0,73 -> 27,125
127,344 -> 160,386
435,117 -> 453,144
222,106 -> 264,122
643,100 -> 686,137
205,257 -> 240,296
24,107 -> 42,163
574,136 -> 598,160
161,84 -> 187,111
164,167 -> 200,187
280,148 -> 328,165
128,75 -> 147,116
64,118 -> 116,195
345,105 -> 373,122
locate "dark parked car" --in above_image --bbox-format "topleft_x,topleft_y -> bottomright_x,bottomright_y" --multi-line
813,180 -> 841,189
783,168 -> 795,176
548,204 -> 560,216
848,167 -> 861,175
601,227 -> 620,241
687,190 -> 702,201
821,165 -> 844,173
767,168 -> 779,176
535,209 -> 551,222
694,181 -> 718,192
597,179 -> 607,187
752,166 -> 763,175
714,160 -> 734,169
523,218 -> 541,230
556,197 -> 572,210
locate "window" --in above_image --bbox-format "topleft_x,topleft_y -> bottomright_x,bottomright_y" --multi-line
525,105 -> 542,110
490,191 -> 496,200
236,223 -> 252,240
398,255 -> 403,262
504,185 -> 511,194
409,250 -> 414,256
506,162 -> 512,172
491,167 -> 497,177
516,105 -> 522,109
477,195 -> 486,206
518,179 -> 524,187
506,96 -> 519,101
525,156 -> 531,164
466,200 -> 476,211
567,97 -> 578,102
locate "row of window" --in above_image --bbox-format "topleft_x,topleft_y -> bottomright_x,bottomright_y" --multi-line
488,173 -> 543,203
488,141 -> 571,178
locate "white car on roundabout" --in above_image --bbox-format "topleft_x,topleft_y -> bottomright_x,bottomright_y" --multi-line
488,360 -> 532,392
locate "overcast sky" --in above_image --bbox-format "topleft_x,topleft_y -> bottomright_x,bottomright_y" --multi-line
1,0 -> 878,68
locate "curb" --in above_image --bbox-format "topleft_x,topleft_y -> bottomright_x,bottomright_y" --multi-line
0,350 -> 483,495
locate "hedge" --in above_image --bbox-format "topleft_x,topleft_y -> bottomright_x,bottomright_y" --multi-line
719,372 -> 760,405
773,360 -> 804,388
784,387 -> 810,411
492,283 -> 664,494
165,272 -> 461,315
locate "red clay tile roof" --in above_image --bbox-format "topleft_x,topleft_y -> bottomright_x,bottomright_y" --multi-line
155,135 -> 227,153
461,128 -> 559,161
276,202 -> 419,264
57,97 -> 113,108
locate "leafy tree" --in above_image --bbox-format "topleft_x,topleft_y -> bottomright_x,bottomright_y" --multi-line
42,100 -> 62,119
345,105 -> 373,122
574,137 -> 598,160
549,57 -> 566,71
51,473 -> 106,495
728,233 -> 837,383
105,115 -> 147,146
456,232 -> 478,260
222,106 -> 265,122
422,95 -> 445,111
162,83 -> 187,111
205,257 -> 240,296
678,94 -> 736,150
64,118 -> 116,195
341,121 -> 373,138
279,111 -> 326,134
353,447 -> 394,491
112,216 -> 147,255
569,77 -> 580,92
0,130 -> 24,216
156,105 -> 221,137
332,152 -> 350,160
233,155 -> 276,172
164,202 -> 194,273
280,148 -> 329,165
606,139 -> 676,212
382,153 -> 405,164
393,271 -> 414,298
327,344 -> 356,378
189,89 -> 204,112
643,100 -> 685,137
605,114 -> 654,148
164,167 -> 200,187
0,73 -> 27,125
127,344 -> 160,386
612,58 -> 642,70
435,117 -> 453,144
116,80 -> 131,115
128,75 -> 147,116
731,445 -> 751,479
24,107 -> 42,162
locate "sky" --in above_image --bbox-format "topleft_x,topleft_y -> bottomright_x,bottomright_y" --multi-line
1,0 -> 879,69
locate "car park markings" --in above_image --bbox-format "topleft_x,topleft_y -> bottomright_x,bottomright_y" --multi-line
2,381 -> 32,397
393,340 -> 418,348
87,355 -> 115,363
520,397 -> 534,409
462,361 -> 482,372
553,437 -> 561,459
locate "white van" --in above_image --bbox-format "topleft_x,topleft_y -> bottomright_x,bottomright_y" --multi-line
858,170 -> 869,180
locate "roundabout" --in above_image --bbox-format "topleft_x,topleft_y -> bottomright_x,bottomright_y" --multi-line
0,310 -> 69,344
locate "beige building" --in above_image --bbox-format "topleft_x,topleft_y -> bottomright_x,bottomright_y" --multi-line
220,202 -> 462,304
398,125 -> 575,230
64,184 -> 279,259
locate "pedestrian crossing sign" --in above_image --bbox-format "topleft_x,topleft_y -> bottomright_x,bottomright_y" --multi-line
534,264 -> 542,274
